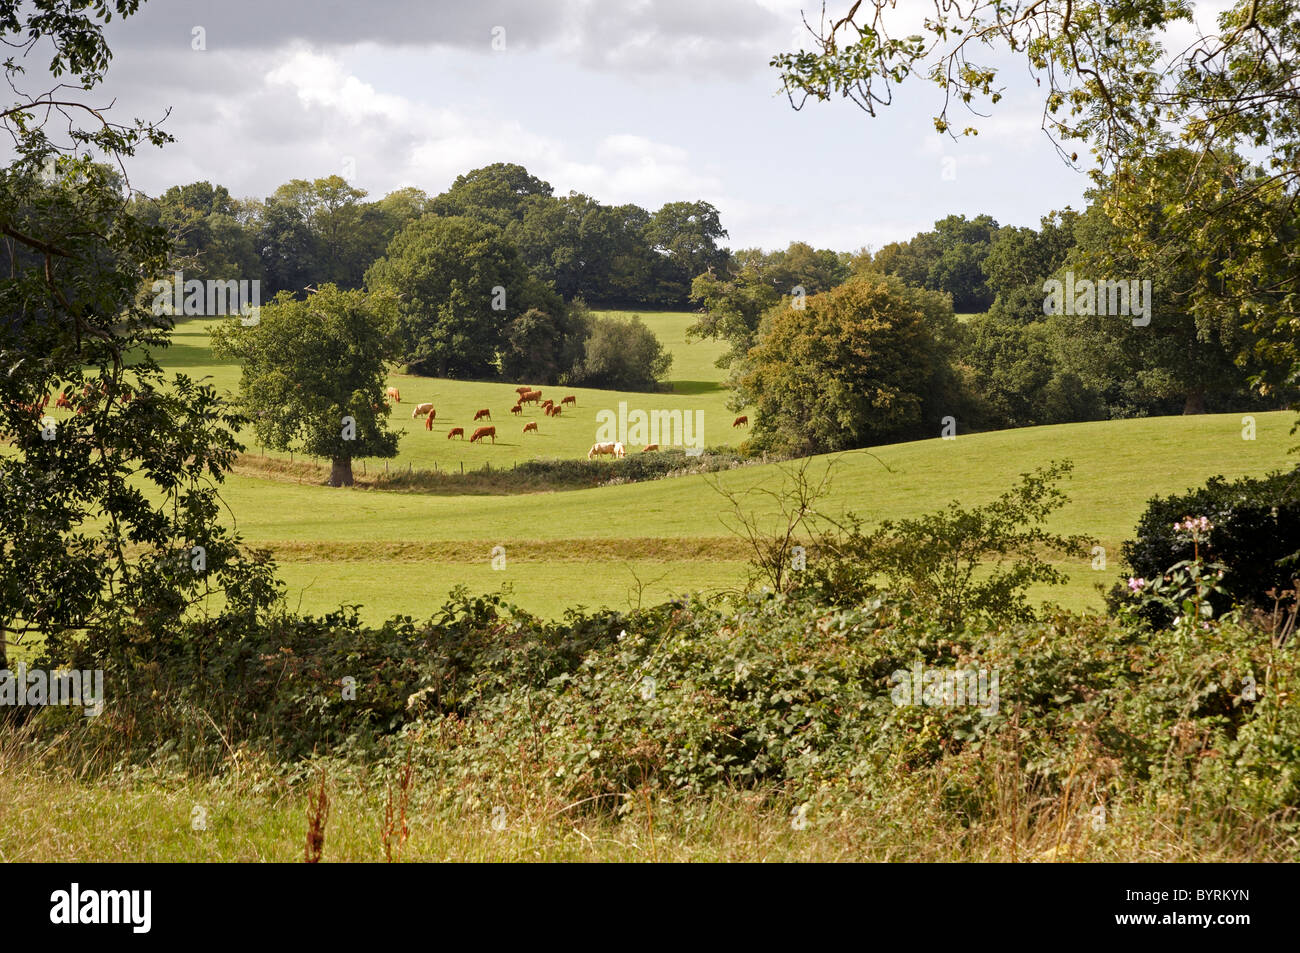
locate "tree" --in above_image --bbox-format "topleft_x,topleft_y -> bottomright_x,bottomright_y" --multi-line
1051,171 -> 1257,417
646,200 -> 730,304
211,286 -> 400,487
0,1 -> 279,670
365,215 -> 528,378
772,0 -> 1300,402
256,194 -> 318,297
738,274 -> 959,455
688,241 -> 850,374
429,162 -> 554,229
982,210 -> 1079,309
498,285 -> 588,385
959,313 -> 1101,429
511,191 -> 614,300
134,181 -> 264,303
857,214 -> 999,311
574,314 -> 673,390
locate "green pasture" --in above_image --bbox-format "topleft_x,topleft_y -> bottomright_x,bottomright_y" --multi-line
55,308 -> 1294,623
160,311 -> 744,474
208,411 -> 1294,621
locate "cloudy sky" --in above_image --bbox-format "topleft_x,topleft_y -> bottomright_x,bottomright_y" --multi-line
57,0 -> 1237,251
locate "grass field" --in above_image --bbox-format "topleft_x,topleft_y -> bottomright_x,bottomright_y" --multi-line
97,311 -> 1298,624
161,311 -> 744,474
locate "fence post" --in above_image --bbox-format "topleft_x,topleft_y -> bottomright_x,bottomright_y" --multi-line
460,461 -> 464,475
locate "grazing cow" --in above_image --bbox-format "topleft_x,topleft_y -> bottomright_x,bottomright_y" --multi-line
613,442 -> 626,459
55,390 -> 71,410
515,386 -> 532,395
546,404 -> 562,417
561,395 -> 576,408
473,408 -> 491,421
386,386 -> 401,404
520,390 -> 542,404
588,442 -> 618,459
412,402 -> 435,418
447,427 -> 465,439
510,404 -> 523,415
425,411 -> 436,431
642,444 -> 658,452
470,425 -> 496,444
732,415 -> 749,428
523,421 -> 538,434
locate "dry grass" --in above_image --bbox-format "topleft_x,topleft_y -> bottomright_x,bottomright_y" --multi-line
2,733 -> 1292,863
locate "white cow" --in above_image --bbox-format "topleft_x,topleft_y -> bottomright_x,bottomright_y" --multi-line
588,442 -> 618,460
411,402 -> 435,418
613,442 -> 626,459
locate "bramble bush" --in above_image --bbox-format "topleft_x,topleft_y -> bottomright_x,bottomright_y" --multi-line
1112,470 -> 1300,627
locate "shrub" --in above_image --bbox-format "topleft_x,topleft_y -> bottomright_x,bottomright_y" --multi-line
572,314 -> 673,390
1113,469 -> 1300,626
798,461 -> 1093,629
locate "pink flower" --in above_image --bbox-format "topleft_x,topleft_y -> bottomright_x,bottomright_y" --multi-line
1127,577 -> 1146,592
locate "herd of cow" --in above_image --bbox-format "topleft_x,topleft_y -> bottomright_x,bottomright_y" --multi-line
381,385 -> 586,447
377,385 -> 749,455
11,382 -> 752,458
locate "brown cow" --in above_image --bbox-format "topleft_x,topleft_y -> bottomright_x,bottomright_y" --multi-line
470,425 -> 496,444
515,386 -> 531,395
510,404 -> 523,415
642,444 -> 658,452
55,390 -> 71,410
523,421 -> 538,434
447,427 -> 465,439
732,415 -> 749,428
425,410 -> 436,431
561,395 -> 576,407
473,408 -> 491,421
386,386 -> 402,403
520,390 -> 542,404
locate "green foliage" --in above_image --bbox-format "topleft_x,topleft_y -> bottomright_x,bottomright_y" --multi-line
428,162 -> 554,229
958,313 -> 1102,429
773,0 -> 1300,409
0,1 -> 278,669
738,273 -> 959,455
688,241 -> 849,373
365,214 -> 527,378
572,313 -> 673,390
1114,470 -> 1300,627
860,214 -> 1000,312
801,461 -> 1092,630
210,285 -> 400,485
34,586 -> 1300,828
982,209 -> 1079,318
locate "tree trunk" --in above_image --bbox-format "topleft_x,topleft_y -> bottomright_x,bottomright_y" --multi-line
330,456 -> 354,487
1183,390 -> 1206,415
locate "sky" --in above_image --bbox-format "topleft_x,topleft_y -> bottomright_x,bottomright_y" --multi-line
41,0 -> 1241,252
